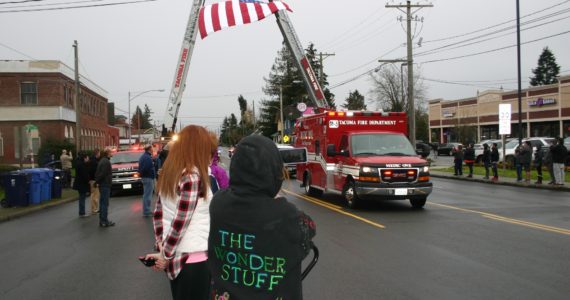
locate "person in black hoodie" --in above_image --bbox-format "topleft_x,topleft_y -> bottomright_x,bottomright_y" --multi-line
482,143 -> 491,179
73,152 -> 90,217
208,135 -> 316,300
491,143 -> 500,181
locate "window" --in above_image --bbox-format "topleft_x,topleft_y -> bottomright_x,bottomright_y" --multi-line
21,82 -> 38,105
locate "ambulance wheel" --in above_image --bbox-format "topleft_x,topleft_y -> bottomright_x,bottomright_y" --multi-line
343,180 -> 360,209
410,197 -> 427,209
304,174 -> 322,197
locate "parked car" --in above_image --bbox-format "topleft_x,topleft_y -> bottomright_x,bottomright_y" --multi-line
502,137 -> 555,167
475,139 -> 504,163
437,143 -> 463,156
43,160 -> 62,169
415,142 -> 431,158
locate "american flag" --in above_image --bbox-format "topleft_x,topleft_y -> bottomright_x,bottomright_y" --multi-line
198,0 -> 292,39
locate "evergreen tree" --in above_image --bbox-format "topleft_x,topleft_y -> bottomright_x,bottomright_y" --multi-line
341,90 -> 367,110
142,104 -> 153,129
530,47 -> 560,86
131,105 -> 153,130
258,42 -> 335,137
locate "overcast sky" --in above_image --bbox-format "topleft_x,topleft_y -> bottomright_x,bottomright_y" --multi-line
1,0 -> 569,132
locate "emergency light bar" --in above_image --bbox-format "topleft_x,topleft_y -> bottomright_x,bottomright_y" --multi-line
326,111 -> 406,117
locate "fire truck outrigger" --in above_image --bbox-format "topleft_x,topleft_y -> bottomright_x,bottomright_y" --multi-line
294,110 -> 432,209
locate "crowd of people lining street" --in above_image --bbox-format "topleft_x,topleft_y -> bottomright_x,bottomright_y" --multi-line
446,137 -> 567,185
70,125 -> 316,300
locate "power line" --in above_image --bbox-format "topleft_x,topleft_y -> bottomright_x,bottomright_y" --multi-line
422,0 -> 570,44
0,42 -> 35,59
0,0 -> 43,5
0,0 -> 156,13
419,29 -> 570,64
416,8 -> 570,57
1,0 -> 106,9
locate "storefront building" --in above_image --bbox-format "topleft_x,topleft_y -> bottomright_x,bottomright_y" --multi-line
428,75 -> 570,144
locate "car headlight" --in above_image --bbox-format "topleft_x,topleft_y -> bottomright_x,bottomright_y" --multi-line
422,166 -> 429,173
361,166 -> 378,174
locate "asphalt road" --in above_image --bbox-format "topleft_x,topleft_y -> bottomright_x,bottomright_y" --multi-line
0,176 -> 569,299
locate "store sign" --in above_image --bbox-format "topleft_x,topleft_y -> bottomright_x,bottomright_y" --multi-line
528,97 -> 556,107
499,104 -> 511,135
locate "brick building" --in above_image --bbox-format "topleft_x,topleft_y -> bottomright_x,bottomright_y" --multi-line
0,60 -> 119,165
428,75 -> 570,143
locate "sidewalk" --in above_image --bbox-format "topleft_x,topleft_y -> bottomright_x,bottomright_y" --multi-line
430,170 -> 570,192
0,189 -> 78,223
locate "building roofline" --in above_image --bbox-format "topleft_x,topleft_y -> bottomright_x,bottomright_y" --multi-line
0,60 -> 107,97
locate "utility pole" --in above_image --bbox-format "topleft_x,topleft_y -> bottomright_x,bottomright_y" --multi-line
385,1 -> 433,145
516,0 -> 523,146
73,40 -> 81,155
318,52 -> 335,88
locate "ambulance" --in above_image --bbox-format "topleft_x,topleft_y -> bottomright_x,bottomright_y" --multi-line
294,110 -> 432,209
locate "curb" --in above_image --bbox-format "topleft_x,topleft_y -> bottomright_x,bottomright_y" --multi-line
430,172 -> 570,192
0,193 -> 78,223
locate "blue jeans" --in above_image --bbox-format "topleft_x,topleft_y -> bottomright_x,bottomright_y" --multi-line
516,164 -> 523,181
141,178 -> 154,215
78,191 -> 87,215
454,159 -> 463,175
99,185 -> 111,223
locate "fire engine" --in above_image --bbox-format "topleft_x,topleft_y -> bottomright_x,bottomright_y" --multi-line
294,110 -> 432,209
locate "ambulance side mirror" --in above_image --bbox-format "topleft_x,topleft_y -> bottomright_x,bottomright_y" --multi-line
326,144 -> 337,156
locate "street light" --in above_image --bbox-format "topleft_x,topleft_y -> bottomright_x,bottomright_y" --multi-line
128,89 -> 164,145
279,80 -> 302,142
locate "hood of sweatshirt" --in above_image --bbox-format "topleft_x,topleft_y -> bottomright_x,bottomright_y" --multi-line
229,135 -> 283,197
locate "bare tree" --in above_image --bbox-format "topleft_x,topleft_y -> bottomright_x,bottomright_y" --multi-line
368,65 -> 426,113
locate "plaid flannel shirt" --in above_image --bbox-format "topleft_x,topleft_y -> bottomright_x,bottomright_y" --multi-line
153,171 -> 201,280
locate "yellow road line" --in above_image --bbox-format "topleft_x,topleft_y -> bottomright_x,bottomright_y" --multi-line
429,202 -> 570,236
282,189 -> 386,229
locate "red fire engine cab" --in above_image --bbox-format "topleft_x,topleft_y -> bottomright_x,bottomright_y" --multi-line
294,110 -> 432,209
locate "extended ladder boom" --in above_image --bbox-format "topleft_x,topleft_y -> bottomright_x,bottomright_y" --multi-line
273,3 -> 329,110
162,0 -> 205,137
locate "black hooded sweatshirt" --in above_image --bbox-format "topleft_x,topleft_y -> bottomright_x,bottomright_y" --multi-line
208,135 -> 316,300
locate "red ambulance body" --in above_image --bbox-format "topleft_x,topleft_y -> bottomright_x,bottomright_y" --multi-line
294,110 -> 432,209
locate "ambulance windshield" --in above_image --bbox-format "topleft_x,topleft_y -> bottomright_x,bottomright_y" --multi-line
351,133 -> 416,156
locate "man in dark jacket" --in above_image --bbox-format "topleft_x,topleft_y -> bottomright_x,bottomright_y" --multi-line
464,144 -> 475,178
208,135 -> 316,300
482,144 -> 491,179
453,144 -> 464,176
95,148 -> 115,227
138,145 -> 156,217
73,153 -> 90,217
519,141 -> 532,183
551,137 -> 568,185
491,143 -> 500,181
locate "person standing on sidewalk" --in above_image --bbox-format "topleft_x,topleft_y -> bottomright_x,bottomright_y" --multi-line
73,153 -> 90,217
520,141 -> 532,183
551,137 -> 568,185
60,149 -> 73,188
88,149 -> 101,214
432,142 -> 439,158
464,143 -> 475,178
534,144 -> 543,184
453,144 -> 464,176
482,143 -> 491,179
95,148 -> 115,227
544,142 -> 555,184
491,143 -> 500,181
138,145 -> 156,217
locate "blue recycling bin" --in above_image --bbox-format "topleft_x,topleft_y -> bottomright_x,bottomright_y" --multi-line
20,169 -> 42,205
1,171 -> 31,207
51,169 -> 63,199
25,169 -> 50,202
39,168 -> 54,200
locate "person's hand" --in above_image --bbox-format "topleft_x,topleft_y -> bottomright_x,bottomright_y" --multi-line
145,253 -> 167,271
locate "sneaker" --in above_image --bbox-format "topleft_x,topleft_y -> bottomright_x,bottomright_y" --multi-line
99,221 -> 116,227
548,181 -> 555,185
79,214 -> 88,218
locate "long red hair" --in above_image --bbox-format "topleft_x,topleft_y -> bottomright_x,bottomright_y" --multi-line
157,125 -> 215,200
